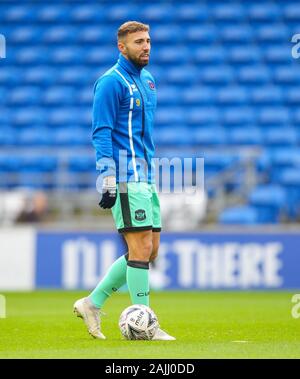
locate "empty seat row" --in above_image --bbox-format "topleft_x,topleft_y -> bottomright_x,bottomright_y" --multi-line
2,3 -> 300,24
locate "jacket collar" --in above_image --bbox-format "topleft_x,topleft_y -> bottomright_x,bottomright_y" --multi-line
117,53 -> 142,76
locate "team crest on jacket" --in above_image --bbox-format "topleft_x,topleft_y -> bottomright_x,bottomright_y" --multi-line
148,80 -> 155,90
135,209 -> 146,221
136,98 -> 141,107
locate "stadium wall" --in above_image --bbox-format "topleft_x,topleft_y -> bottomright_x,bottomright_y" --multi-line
0,228 -> 300,291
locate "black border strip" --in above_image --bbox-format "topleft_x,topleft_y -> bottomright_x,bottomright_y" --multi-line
152,228 -> 162,232
118,225 -> 153,233
119,182 -> 132,229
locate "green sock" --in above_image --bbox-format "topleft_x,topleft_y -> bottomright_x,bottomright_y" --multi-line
89,254 -> 128,308
126,261 -> 150,306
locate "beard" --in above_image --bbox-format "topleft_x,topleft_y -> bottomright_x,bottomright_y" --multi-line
126,50 -> 149,68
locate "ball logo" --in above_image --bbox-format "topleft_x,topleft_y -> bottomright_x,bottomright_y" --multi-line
148,80 -> 155,90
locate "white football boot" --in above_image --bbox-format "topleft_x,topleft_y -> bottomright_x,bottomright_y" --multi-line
73,297 -> 106,340
152,327 -> 176,341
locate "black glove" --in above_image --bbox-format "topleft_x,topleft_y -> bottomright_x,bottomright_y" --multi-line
99,176 -> 117,209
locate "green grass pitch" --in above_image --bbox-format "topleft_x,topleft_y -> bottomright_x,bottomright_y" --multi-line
0,291 -> 299,358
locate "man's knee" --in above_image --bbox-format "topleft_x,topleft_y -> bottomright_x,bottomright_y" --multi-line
149,248 -> 158,262
126,231 -> 153,261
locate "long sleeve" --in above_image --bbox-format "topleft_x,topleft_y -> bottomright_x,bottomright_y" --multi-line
92,75 -> 122,176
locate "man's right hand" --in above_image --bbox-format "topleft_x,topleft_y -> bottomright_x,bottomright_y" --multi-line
99,176 -> 117,209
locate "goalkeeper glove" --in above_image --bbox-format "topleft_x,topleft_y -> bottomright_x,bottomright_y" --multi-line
99,176 -> 117,209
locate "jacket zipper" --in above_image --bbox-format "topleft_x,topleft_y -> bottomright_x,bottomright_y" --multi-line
130,75 -> 148,167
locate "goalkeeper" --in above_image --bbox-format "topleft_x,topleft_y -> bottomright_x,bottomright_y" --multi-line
74,21 -> 175,341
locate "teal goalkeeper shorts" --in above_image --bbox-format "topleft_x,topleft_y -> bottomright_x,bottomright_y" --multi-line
111,182 -> 162,233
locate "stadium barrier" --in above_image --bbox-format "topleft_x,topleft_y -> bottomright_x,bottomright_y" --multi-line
0,228 -> 300,290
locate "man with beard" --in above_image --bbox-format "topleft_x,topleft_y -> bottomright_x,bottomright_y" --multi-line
74,21 -> 175,341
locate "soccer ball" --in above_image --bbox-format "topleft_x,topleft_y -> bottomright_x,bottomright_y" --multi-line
119,304 -> 159,340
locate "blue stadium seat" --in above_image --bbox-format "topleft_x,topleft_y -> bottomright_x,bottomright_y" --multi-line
165,66 -> 199,85
10,26 -> 42,44
174,2 -> 209,25
20,156 -> 58,173
0,156 -> 23,189
18,156 -> 58,189
13,108 -> 46,127
202,153 -> 238,177
42,87 -> 76,106
77,87 -> 93,105
256,25 -> 289,42
85,47 -> 119,65
42,26 -> 77,44
194,46 -> 226,64
269,148 -> 300,182
264,45 -> 292,63
185,25 -> 217,43
182,86 -> 215,105
174,4 -> 209,21
50,47 -> 84,65
154,47 -> 190,65
53,128 -> 90,146
228,128 -> 263,146
201,66 -> 235,84
15,47 -> 48,65
264,128 -> 297,148
58,67 -> 92,85
0,68 -> 20,87
3,5 -> 37,22
220,25 -> 253,42
193,128 -> 226,146
8,87 -> 42,106
284,4 -> 300,20
258,107 -> 290,126
249,185 -> 286,223
213,4 -> 246,21
186,107 -> 220,126
140,4 -> 174,22
216,86 -> 249,105
23,66 -> 57,86
106,4 -> 139,22
70,4 -> 107,23
248,3 -> 281,21
37,5 -> 69,22
238,65 -> 271,83
274,66 -> 300,84
78,26 -> 115,43
157,86 -> 180,106
151,25 -> 183,44
251,86 -> 283,104
227,46 -> 260,64
0,128 -> 16,146
222,107 -> 256,126
18,128 -> 53,147
292,109 -> 300,125
277,168 -> 300,218
155,107 -> 186,125
219,206 -> 259,225
286,87 -> 300,104
154,127 -> 196,147
0,107 -> 10,126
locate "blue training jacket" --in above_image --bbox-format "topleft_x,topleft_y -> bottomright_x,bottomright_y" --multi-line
92,53 -> 157,183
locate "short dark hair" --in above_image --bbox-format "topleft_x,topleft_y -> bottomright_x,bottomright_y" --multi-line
117,21 -> 150,40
